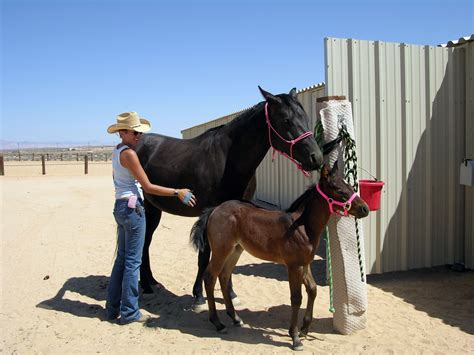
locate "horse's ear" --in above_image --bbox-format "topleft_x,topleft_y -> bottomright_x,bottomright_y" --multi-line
259,86 -> 282,104
330,160 -> 339,177
289,87 -> 297,98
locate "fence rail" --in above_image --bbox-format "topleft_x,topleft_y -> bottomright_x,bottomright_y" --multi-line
0,151 -> 112,162
0,154 -> 110,175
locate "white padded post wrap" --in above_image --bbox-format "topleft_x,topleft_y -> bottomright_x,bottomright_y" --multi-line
318,100 -> 367,335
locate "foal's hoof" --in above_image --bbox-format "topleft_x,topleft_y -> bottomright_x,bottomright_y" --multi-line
292,342 -> 304,351
191,296 -> 207,313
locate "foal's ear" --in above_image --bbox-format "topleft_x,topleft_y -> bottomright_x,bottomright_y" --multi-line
320,164 -> 330,180
289,87 -> 297,98
259,86 -> 282,104
330,160 -> 339,177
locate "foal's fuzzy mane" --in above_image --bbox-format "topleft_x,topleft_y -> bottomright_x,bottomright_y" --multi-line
286,183 -> 317,212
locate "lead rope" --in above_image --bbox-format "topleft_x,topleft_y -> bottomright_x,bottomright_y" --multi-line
325,228 -> 335,313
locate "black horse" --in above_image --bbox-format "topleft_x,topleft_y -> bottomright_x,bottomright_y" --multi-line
135,87 -> 324,309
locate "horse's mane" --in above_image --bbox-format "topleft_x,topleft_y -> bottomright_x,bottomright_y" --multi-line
200,102 -> 264,136
286,184 -> 316,213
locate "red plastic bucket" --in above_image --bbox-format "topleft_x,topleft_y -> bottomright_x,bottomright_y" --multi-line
359,180 -> 385,211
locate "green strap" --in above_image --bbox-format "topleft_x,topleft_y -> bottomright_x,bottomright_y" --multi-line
339,125 -> 365,283
325,228 -> 335,313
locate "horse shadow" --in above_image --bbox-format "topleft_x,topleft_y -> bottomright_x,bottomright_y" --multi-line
37,274 -> 327,348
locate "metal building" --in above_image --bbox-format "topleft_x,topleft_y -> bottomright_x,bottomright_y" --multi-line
181,35 -> 474,274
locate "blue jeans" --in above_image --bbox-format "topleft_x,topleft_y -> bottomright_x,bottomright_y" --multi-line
106,198 -> 145,322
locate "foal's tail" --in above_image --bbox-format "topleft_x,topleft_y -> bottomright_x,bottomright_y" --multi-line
190,208 -> 215,252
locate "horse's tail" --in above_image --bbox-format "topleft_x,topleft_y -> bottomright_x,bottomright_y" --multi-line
190,208 -> 215,252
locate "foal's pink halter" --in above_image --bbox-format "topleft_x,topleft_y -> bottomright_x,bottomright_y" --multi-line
316,183 -> 358,216
265,103 -> 313,177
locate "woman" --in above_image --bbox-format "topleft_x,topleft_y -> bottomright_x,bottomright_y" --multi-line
106,111 -> 196,324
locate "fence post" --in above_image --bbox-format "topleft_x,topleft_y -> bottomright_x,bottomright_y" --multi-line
77,152 -> 79,161
42,155 -> 46,175
46,153 -> 49,161
0,155 -> 4,176
84,155 -> 89,174
60,153 -> 63,161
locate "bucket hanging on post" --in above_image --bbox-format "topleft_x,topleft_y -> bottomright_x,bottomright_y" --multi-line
358,180 -> 384,211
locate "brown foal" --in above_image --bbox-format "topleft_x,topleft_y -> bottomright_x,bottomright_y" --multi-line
190,163 -> 369,350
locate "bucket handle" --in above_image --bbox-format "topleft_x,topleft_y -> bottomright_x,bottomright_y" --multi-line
359,166 -> 379,181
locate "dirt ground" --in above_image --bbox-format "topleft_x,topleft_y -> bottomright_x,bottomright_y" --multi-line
1,162 -> 473,353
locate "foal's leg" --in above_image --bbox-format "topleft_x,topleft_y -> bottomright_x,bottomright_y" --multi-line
140,199 -> 162,294
287,265 -> 304,351
192,243 -> 211,312
203,254 -> 229,333
300,264 -> 317,338
219,246 -> 244,326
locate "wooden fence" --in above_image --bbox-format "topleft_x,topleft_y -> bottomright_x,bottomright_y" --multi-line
0,154 -> 105,175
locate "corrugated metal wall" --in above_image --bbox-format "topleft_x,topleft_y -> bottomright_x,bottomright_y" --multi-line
181,85 -> 326,207
325,37 -> 469,273
465,41 -> 474,270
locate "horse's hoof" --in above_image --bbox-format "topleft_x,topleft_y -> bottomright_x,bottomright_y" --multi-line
217,326 -> 227,334
141,287 -> 154,295
233,319 -> 244,327
231,296 -> 241,307
192,297 -> 207,313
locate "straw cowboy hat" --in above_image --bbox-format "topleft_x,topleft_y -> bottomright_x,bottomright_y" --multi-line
107,112 -> 152,134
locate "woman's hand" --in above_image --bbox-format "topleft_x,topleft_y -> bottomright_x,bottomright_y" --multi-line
177,189 -> 197,207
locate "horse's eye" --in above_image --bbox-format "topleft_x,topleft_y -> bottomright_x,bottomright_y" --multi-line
284,118 -> 290,125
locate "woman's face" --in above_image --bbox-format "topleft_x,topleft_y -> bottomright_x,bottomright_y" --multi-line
120,130 -> 142,147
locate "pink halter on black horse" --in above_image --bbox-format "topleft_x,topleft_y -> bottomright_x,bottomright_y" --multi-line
190,163 -> 369,351
134,87 -> 324,309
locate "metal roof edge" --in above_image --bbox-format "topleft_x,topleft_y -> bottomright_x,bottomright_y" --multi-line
181,82 -> 326,133
439,34 -> 474,48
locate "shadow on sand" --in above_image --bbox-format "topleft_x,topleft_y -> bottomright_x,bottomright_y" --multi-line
36,274 -> 311,348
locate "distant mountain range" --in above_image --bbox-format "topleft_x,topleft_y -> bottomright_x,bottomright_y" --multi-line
0,139 -> 115,150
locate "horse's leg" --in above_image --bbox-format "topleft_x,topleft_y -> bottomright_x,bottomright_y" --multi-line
299,264 -> 317,338
242,173 -> 256,200
192,243 -> 211,312
203,254 -> 228,333
226,174 -> 256,304
287,265 -> 304,351
140,198 -> 162,294
219,245 -> 244,326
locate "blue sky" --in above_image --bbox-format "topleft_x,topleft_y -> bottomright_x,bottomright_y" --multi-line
1,0 -> 473,145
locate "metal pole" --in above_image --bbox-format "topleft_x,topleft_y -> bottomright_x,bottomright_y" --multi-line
84,155 -> 88,174
42,155 -> 46,175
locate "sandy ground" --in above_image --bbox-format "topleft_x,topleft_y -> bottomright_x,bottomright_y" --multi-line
1,162 -> 473,354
